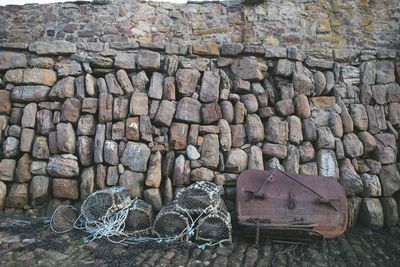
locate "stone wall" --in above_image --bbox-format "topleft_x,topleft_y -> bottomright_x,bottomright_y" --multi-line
0,0 -> 400,229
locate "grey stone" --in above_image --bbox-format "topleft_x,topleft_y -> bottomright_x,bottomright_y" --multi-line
119,170 -> 145,198
265,157 -> 285,171
245,114 -> 264,143
61,98 -> 81,124
30,175 -> 49,205
21,103 -> 37,128
262,143 -> 287,159
56,123 -> 76,153
375,133 -> 397,164
29,41 -> 77,55
77,136 -> 93,167
233,101 -> 246,124
94,124 -> 106,163
144,188 -> 163,211
0,51 -> 27,70
341,66 -> 360,85
360,173 -> 381,197
329,112 -> 343,138
116,69 -> 133,93
3,136 -> 19,158
114,53 -> 136,70
225,148 -> 248,173
37,109 -> 55,135
148,72 -> 164,100
231,57 -> 264,81
55,60 -> 82,77
275,59 -> 293,77
380,197 -> 399,226
283,144 -> 299,174
241,94 -> 258,114
248,145 -> 264,170
201,134 -> 220,169
0,159 -> 16,181
376,61 -> 395,84
298,141 -> 315,163
191,167 -> 214,182
130,92 -> 148,116
20,128 -> 35,152
172,154 -> 190,186
175,97 -> 201,123
379,164 -> 400,197
104,140 -> 119,165
339,158 -> 363,197
6,183 -> 28,208
52,178 -> 79,200
275,99 -> 294,116
265,116 -> 288,145
82,98 -> 98,114
137,50 -> 160,70
120,142 -> 151,173
139,115 -> 153,142
32,136 -> 50,159
199,71 -> 220,103
47,155 -> 79,178
302,118 -> 317,141
186,144 -> 200,160
299,162 -> 318,176
359,198 -> 383,229
231,124 -> 246,148
80,167 -> 95,201
77,115 -> 96,136
154,100 -> 176,127
343,133 -> 364,158
105,73 -> 124,96
287,115 -> 303,145
314,71 -> 327,95
218,119 -> 231,152
49,77 -> 75,100
316,127 -> 335,149
146,151 -> 162,187
317,149 -> 338,178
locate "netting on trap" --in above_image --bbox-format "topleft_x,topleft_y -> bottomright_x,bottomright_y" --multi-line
80,187 -> 131,223
123,198 -> 153,236
195,209 -> 232,245
175,181 -> 223,215
152,201 -> 192,241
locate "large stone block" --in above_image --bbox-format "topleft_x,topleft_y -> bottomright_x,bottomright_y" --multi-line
0,51 -> 27,70
0,159 -> 16,181
49,77 -> 75,100
47,155 -> 79,178
119,171 -> 144,198
225,148 -> 248,173
245,114 -> 264,143
30,175 -> 49,205
201,102 -> 222,124
379,164 -> 400,197
199,71 -> 220,103
53,179 -> 79,200
201,134 -> 220,169
380,197 -> 399,226
359,198 -> 383,229
137,50 -> 160,70
56,123 -> 76,153
317,149 -> 338,178
169,122 -> 189,150
120,142 -> 151,173
6,183 -> 28,208
175,97 -> 201,123
29,41 -> 77,55
339,158 -> 363,197
231,57 -> 264,81
264,116 -> 288,145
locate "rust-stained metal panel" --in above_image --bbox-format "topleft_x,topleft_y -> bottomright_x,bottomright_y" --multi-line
236,169 -> 348,239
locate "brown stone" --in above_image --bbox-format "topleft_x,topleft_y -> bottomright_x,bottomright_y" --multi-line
49,77 -> 75,100
0,90 -> 11,115
139,115 -> 153,142
98,92 -> 113,123
82,98 -> 98,114
146,151 -> 162,187
77,136 -> 93,167
231,124 -> 246,148
61,98 -> 81,124
294,94 -> 310,119
201,102 -> 222,124
201,134 -> 220,169
265,116 -> 289,145
192,43 -> 220,56
175,97 -> 202,123
163,77 -> 176,100
6,183 -> 28,208
199,71 -> 220,103
170,122 -> 189,150
275,99 -> 294,116
262,143 -> 288,159
172,155 -> 190,186
126,117 -> 140,141
154,100 -> 176,127
53,179 -> 79,200
130,92 -> 148,116
113,97 -> 129,121
137,50 -> 160,70
56,123 -> 76,153
175,69 -> 201,96
32,136 -> 50,159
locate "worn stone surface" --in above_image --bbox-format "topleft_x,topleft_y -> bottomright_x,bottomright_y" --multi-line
53,178 -> 79,200
0,159 -> 16,182
175,97 -> 201,123
317,149 -> 338,178
359,198 -> 384,229
56,123 -> 76,153
119,171 -> 144,198
120,142 -> 150,173
201,134 -> 219,169
47,155 -> 79,178
339,158 -> 363,197
343,133 -> 364,158
379,164 -> 400,197
225,148 -> 248,173
265,116 -> 288,145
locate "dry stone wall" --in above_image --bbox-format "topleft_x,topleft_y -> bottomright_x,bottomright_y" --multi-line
0,0 -> 399,229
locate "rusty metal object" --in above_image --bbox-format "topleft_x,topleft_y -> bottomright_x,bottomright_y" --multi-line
236,169 -> 348,239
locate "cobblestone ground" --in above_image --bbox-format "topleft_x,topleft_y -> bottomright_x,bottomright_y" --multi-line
1,215 -> 399,267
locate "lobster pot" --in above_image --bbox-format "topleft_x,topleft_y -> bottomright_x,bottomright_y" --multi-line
123,199 -> 153,236
195,209 -> 232,244
81,187 -> 130,223
152,201 -> 191,241
176,181 -> 223,215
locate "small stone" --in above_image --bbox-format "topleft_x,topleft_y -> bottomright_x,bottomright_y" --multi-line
120,142 -> 151,173
154,100 -> 176,127
341,66 -> 360,85
56,123 -> 76,153
53,178 -> 79,200
55,60 -> 82,77
130,92 -> 148,116
339,158 -> 363,197
169,122 -> 189,150
175,69 -> 201,96
186,144 -> 200,160
225,148 -> 248,173
199,71 -> 220,103
36,109 -> 55,135
6,183 -> 28,208
316,127 -> 335,149
172,155 -> 190,186
61,98 -> 81,124
105,73 -> 124,96
283,144 -> 299,174
0,90 -> 11,115
125,117 -> 140,141
379,164 -> 400,196
47,155 -> 79,177
218,119 -> 231,152
192,43 -> 220,56
343,133 -> 364,158
233,79 -> 251,94
231,125 -> 246,148
298,141 -> 315,163
30,175 -> 49,205
21,103 -> 37,128
294,94 -> 310,119
317,149 -> 338,178
360,173 -> 381,197
32,136 -> 50,159
262,143 -> 287,159
265,158 -> 285,171
359,198 -> 383,229
114,53 -> 136,70
148,72 -> 164,100
265,116 -> 288,145
112,121 -> 125,141
94,124 -> 106,163
3,136 -> 20,158
201,102 -> 222,124
231,57 -> 264,81
240,94 -> 258,113
201,134 -> 220,169
137,50 -> 160,70
175,97 -> 201,123
275,99 -> 294,116
144,188 -> 163,211
77,136 -> 93,167
0,159 -> 16,181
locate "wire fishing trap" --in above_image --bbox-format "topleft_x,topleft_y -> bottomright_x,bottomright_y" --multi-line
50,183 -> 232,248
